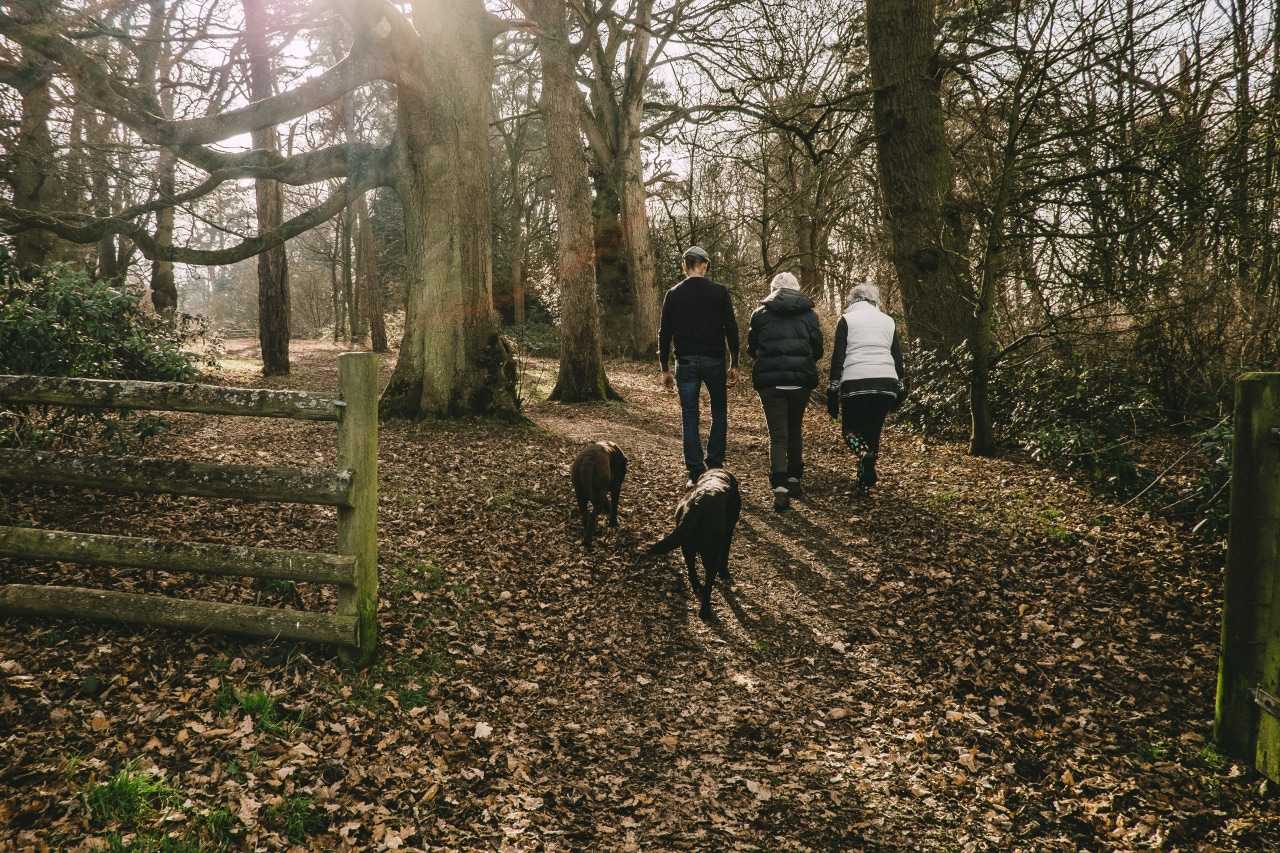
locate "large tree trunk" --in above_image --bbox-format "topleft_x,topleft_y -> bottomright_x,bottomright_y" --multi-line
88,111 -> 123,283
866,0 -> 968,352
592,167 -> 631,350
150,147 -> 178,320
244,0 -> 291,376
379,0 -> 517,418
342,205 -> 361,342
354,192 -> 388,352
11,42 -> 61,272
532,0 -> 616,402
619,142 -> 659,360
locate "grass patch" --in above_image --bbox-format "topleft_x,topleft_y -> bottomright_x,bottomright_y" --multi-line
254,577 -> 296,596
343,648 -> 451,711
391,560 -> 447,596
1198,743 -> 1228,770
84,761 -> 179,828
1135,738 -> 1170,763
102,808 -> 237,853
213,686 -> 293,734
264,794 -> 325,843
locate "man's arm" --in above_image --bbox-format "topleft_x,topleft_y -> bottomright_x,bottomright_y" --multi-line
722,289 -> 740,368
658,291 -> 673,372
829,317 -> 848,385
746,309 -> 760,360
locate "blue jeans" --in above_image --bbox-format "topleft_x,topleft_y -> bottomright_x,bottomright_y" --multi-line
675,355 -> 728,477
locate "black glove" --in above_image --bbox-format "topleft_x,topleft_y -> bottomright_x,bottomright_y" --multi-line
891,379 -> 908,412
826,384 -> 839,419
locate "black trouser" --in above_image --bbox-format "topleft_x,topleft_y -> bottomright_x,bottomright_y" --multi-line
757,387 -> 809,487
840,393 -> 895,458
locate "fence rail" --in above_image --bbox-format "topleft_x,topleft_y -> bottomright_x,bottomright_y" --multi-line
0,374 -> 342,421
0,353 -> 379,664
0,450 -> 352,505
0,527 -> 355,585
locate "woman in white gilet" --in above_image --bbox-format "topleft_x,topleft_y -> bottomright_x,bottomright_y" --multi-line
825,283 -> 907,494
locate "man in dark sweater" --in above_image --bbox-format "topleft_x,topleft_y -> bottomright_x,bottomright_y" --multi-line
658,246 -> 740,485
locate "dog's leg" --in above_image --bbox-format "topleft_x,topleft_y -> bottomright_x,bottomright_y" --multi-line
718,535 -> 733,586
579,495 -> 594,549
682,544 -> 701,597
608,483 -> 621,527
698,548 -> 715,619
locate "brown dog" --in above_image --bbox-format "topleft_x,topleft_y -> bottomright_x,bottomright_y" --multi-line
571,441 -> 627,549
646,469 -> 741,619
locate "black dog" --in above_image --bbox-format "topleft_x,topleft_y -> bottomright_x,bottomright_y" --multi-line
646,469 -> 742,619
570,441 -> 627,549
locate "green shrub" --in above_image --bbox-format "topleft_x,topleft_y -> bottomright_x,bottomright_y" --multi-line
0,254 -> 215,449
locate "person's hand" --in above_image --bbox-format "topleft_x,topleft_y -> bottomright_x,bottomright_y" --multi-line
727,366 -> 740,387
661,370 -> 674,391
826,388 -> 839,420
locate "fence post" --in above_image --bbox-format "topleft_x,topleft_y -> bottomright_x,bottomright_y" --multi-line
336,352 -> 379,665
1215,373 -> 1280,778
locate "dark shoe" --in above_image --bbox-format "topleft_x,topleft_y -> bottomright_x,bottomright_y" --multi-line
773,486 -> 790,512
857,454 -> 878,492
786,477 -> 804,499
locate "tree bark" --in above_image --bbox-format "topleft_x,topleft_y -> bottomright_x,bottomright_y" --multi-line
150,146 -> 179,320
11,41 -> 61,272
620,141 -> 660,359
354,192 -> 388,352
244,0 -> 291,376
531,0 -> 616,402
591,166 -> 631,347
379,0 -> 518,418
866,0 -> 968,352
88,110 -> 123,283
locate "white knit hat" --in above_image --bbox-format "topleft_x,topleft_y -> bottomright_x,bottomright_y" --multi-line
770,272 -> 801,292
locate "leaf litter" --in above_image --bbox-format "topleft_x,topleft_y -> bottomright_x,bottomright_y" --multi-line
0,342 -> 1277,850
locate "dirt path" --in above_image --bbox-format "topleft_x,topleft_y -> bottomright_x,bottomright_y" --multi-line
1,344 -> 1275,851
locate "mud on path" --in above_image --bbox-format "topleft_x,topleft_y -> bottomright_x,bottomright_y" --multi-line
1,343 -> 1275,850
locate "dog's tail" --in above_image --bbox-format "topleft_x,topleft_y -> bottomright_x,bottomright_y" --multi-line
645,510 -> 697,556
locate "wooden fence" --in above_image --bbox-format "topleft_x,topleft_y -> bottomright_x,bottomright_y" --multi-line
1215,372 -> 1280,780
0,353 -> 379,665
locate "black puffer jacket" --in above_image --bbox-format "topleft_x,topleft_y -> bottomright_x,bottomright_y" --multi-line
747,288 -> 824,390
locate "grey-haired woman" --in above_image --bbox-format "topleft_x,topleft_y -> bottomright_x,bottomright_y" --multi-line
826,283 -> 907,494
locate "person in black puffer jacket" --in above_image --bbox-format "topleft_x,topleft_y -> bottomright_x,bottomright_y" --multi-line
747,272 -> 823,511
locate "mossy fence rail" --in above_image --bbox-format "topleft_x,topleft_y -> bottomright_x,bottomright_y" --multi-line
0,352 -> 379,665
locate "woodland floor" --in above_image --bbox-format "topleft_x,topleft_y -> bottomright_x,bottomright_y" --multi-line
2,340 -> 1279,851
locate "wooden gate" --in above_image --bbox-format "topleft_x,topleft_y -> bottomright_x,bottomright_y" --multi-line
0,352 -> 379,665
1215,372 -> 1280,779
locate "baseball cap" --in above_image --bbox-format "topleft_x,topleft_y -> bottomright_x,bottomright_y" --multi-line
683,245 -> 710,263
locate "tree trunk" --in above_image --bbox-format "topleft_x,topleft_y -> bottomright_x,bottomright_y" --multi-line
342,205 -> 360,342
355,192 -> 388,352
620,142 -> 660,360
511,224 -> 527,326
866,0 -> 967,352
244,0 -> 290,376
531,0 -> 616,402
11,42 -> 60,272
150,147 -> 178,320
379,0 -> 518,418
88,111 -> 122,283
592,167 -> 631,350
